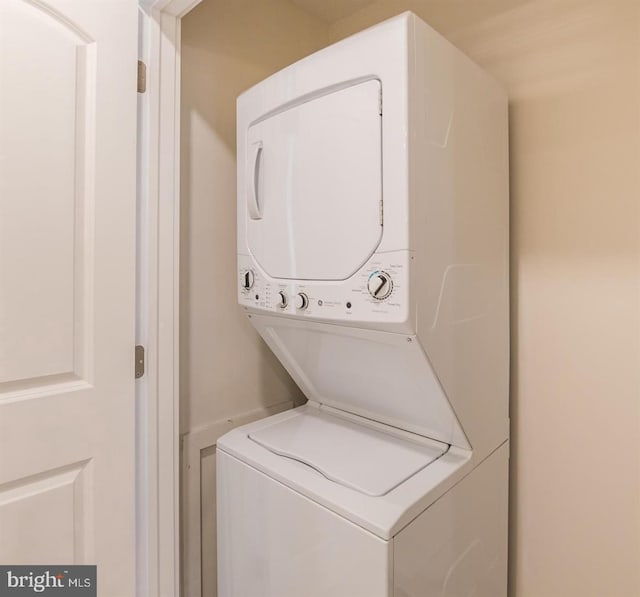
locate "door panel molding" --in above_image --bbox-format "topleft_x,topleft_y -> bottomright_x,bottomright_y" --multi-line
0,1 -> 98,390
0,460 -> 93,564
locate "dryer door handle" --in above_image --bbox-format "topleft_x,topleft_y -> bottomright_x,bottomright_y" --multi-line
247,141 -> 263,220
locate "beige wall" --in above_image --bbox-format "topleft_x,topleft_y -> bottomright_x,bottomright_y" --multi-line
180,0 -> 328,434
180,2 -> 328,595
330,1 -> 640,596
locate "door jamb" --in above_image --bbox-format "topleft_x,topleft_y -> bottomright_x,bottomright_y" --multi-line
137,1 -> 201,595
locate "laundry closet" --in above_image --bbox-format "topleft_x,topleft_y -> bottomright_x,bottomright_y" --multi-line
179,2 -> 640,597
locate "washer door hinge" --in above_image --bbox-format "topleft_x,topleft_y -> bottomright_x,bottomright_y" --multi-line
135,345 -> 145,379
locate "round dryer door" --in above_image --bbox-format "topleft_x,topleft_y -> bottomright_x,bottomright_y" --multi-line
245,79 -> 382,281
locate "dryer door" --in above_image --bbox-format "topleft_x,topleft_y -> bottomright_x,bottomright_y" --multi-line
245,80 -> 382,281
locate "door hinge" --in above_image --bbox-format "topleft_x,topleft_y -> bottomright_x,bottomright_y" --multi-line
135,345 -> 145,379
137,60 -> 147,93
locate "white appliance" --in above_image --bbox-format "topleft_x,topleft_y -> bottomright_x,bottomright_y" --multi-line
217,12 -> 509,597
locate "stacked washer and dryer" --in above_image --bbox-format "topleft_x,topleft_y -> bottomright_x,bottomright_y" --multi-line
217,12 -> 509,597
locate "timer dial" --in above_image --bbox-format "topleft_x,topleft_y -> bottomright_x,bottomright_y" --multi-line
277,291 -> 288,309
367,271 -> 393,300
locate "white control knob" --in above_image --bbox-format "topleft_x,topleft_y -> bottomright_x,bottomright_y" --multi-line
295,293 -> 309,310
367,271 -> 393,300
278,291 -> 288,309
242,270 -> 255,291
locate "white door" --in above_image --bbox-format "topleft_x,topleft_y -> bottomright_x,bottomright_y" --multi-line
0,1 -> 137,595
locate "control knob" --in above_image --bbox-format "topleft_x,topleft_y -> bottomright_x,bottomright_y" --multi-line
277,291 -> 288,309
294,293 -> 309,310
367,271 -> 393,300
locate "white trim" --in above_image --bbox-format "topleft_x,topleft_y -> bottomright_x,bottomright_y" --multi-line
137,1 -> 201,596
181,402 -> 294,597
135,11 -> 153,597
140,0 -> 197,17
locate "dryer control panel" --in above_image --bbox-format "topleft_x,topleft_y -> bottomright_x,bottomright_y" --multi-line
238,250 -> 411,326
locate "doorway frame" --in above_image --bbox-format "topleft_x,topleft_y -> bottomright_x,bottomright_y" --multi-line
137,1 -> 201,595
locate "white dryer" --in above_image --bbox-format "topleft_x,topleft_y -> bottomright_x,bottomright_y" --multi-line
218,12 -> 509,597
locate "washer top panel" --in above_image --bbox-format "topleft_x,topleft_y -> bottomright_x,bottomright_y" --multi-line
249,408 -> 447,497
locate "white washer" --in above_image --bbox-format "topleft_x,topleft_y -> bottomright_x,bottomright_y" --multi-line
218,12 -> 509,597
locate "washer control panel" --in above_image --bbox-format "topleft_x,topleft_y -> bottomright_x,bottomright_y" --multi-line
238,251 -> 410,324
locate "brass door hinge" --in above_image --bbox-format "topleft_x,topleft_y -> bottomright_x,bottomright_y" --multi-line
135,345 -> 145,379
137,60 -> 147,93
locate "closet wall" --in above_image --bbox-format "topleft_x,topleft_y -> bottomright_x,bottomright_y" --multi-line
179,2 -> 328,594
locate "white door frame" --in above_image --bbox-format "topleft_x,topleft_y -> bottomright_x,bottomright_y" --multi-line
137,1 -> 201,595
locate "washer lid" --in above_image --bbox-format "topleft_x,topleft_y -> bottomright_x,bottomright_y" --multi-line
248,408 -> 448,497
